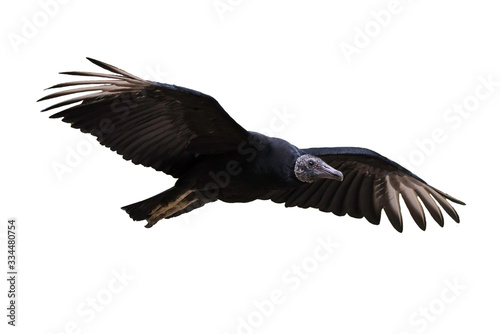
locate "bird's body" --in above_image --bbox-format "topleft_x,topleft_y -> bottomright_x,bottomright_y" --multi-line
39,58 -> 465,232
124,132 -> 303,226
211,132 -> 302,201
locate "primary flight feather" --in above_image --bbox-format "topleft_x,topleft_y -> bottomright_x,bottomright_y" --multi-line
39,58 -> 465,232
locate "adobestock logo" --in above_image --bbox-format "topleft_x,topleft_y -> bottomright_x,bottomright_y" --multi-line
7,0 -> 73,54
399,74 -> 499,171
339,0 -> 417,64
222,235 -> 340,334
212,0 -> 245,21
397,278 -> 466,334
47,267 -> 134,334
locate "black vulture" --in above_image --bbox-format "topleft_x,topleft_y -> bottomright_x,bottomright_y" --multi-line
39,58 -> 465,232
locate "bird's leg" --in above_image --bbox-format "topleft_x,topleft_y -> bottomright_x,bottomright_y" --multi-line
162,198 -> 198,218
146,190 -> 194,227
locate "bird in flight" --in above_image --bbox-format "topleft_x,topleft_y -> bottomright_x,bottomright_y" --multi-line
39,58 -> 464,232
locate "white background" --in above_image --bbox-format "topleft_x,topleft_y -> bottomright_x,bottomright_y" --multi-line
1,0 -> 499,333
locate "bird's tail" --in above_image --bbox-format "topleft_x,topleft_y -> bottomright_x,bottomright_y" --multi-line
122,189 -> 172,222
121,187 -> 213,228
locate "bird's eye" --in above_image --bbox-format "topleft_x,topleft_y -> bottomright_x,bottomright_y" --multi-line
308,160 -> 314,166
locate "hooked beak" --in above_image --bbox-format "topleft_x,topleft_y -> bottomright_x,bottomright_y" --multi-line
316,162 -> 343,181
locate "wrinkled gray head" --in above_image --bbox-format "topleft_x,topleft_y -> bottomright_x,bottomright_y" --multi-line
294,154 -> 344,183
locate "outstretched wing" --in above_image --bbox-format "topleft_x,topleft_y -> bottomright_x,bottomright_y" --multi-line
265,147 -> 465,232
39,58 -> 249,178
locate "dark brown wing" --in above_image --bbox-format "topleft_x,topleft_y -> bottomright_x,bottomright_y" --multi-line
265,147 -> 465,232
39,58 -> 249,178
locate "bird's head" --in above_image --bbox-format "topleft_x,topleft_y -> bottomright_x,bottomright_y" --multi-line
294,154 -> 344,183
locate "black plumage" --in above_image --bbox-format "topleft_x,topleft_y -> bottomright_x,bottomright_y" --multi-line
39,58 -> 465,232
